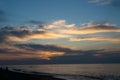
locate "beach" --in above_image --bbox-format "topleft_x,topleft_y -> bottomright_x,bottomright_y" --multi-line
0,67 -> 65,80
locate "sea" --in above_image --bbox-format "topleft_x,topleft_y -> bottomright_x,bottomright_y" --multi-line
2,64 -> 120,80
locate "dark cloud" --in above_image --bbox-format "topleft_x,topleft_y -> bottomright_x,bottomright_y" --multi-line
0,26 -> 28,42
82,23 -> 118,30
0,47 -> 120,65
0,42 -> 82,61
37,24 -> 46,29
0,43 -> 83,56
27,20 -> 45,24
0,26 -> 48,42
16,44 -> 83,55
0,40 -> 120,64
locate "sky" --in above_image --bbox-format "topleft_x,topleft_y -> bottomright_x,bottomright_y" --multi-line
0,0 -> 120,64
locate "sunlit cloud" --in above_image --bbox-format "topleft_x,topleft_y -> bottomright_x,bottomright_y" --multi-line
60,29 -> 120,35
69,37 -> 120,42
38,20 -> 120,37
59,22 -> 120,35
0,25 -> 70,42
7,31 -> 70,42
39,20 -> 76,32
0,20 -> 120,47
1,20 -> 120,42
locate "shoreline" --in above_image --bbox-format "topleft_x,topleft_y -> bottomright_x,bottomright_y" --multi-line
0,67 -> 65,80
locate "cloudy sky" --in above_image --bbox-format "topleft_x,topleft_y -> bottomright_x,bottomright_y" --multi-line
0,0 -> 120,64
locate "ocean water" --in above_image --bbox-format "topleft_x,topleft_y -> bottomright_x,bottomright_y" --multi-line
5,64 -> 120,80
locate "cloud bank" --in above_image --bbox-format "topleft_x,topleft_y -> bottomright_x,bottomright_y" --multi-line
0,43 -> 119,62
0,20 -> 120,43
59,22 -> 120,35
0,20 -> 120,63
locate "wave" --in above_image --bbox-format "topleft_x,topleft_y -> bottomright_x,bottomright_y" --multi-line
53,73 -> 120,80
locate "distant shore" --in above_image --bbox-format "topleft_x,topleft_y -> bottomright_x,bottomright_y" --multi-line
0,67 -> 65,80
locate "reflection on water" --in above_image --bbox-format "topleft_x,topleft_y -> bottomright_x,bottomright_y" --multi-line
4,64 -> 120,80
7,64 -> 120,75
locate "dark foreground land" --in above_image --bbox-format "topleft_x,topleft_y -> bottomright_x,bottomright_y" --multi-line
0,67 -> 65,80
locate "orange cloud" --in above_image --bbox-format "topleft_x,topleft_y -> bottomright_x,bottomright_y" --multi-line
0,50 -> 64,60
7,31 -> 70,42
38,51 -> 65,60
